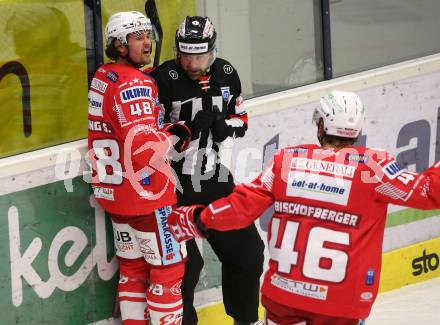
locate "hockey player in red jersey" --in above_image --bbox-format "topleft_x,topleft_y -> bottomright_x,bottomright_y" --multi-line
87,11 -> 203,325
166,90 -> 440,325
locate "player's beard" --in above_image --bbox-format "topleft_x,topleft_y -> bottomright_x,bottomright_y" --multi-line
127,47 -> 151,68
186,69 -> 205,80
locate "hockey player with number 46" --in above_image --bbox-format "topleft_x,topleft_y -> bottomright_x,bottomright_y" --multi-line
167,90 -> 440,325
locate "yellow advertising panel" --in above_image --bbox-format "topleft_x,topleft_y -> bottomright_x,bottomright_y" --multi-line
379,237 -> 440,292
0,0 -> 196,158
0,1 -> 89,158
101,0 -> 196,65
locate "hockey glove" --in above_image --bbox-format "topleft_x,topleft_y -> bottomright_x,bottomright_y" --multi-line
211,106 -> 233,142
167,206 -> 208,243
186,110 -> 215,139
163,122 -> 192,152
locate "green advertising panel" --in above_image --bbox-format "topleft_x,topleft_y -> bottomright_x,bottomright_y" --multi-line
0,177 -> 118,324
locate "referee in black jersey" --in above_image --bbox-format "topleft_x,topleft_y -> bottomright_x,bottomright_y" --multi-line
151,16 -> 264,325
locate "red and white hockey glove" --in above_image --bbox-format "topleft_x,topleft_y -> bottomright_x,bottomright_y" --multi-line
167,206 -> 207,243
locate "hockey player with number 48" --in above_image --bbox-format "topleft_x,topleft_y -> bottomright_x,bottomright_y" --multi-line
167,90 -> 440,325
87,11 -> 201,325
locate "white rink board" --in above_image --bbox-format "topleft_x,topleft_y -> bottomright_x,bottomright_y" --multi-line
231,69 -> 440,183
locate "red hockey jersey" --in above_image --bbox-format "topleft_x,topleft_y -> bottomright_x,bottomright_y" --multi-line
200,144 -> 440,319
87,63 -> 177,216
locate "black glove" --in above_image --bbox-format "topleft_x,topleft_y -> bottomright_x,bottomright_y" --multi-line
193,206 -> 209,237
211,106 -> 232,142
163,123 -> 192,152
186,110 -> 215,139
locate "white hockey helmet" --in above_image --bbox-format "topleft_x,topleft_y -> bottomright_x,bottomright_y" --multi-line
105,11 -> 154,45
312,90 -> 365,138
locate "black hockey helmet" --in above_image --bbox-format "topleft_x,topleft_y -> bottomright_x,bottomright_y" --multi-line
175,16 -> 217,55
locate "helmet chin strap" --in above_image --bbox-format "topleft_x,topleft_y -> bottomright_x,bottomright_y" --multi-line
317,120 -> 324,146
208,49 -> 217,66
317,130 -> 324,147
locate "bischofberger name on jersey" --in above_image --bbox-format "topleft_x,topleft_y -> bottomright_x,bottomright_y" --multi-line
120,86 -> 152,103
291,158 -> 356,178
271,273 -> 328,301
274,201 -> 359,228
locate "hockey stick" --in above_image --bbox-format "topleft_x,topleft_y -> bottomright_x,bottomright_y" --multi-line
145,0 -> 163,67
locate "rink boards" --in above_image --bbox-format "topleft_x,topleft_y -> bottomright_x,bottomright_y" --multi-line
1,54 -> 440,323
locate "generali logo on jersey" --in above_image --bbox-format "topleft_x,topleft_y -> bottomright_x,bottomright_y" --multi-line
291,158 -> 356,178
120,86 -> 152,103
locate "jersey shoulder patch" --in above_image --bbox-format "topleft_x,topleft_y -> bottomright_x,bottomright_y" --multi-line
151,60 -> 180,85
284,144 -> 317,154
105,70 -> 119,83
213,58 -> 235,76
